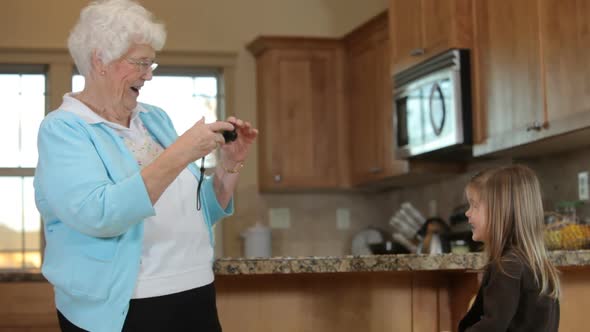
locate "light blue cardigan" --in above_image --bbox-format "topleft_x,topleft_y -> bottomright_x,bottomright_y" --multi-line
33,103 -> 233,332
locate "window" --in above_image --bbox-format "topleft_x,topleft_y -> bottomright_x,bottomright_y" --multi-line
0,51 -> 234,267
0,66 -> 46,270
72,68 -> 224,168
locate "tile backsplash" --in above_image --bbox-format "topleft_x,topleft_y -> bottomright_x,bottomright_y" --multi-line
222,185 -> 391,257
224,147 -> 590,258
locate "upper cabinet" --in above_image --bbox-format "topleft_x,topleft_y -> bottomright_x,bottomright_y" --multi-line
471,0 -> 543,151
539,0 -> 590,137
388,0 -> 472,73
473,0 -> 590,156
345,13 -> 407,185
248,38 -> 349,191
250,2 -> 590,189
248,12 -> 466,191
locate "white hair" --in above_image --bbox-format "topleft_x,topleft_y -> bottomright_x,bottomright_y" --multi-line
68,0 -> 166,76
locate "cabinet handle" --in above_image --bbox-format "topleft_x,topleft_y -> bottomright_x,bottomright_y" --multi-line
410,48 -> 425,56
273,174 -> 282,183
369,167 -> 383,174
526,122 -> 543,132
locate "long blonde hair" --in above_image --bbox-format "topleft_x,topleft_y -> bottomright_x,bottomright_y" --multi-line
470,165 -> 560,299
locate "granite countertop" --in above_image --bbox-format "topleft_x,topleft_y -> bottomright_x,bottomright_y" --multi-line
213,250 -> 590,275
2,250 -> 590,281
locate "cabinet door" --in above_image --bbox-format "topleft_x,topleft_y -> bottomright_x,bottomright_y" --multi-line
472,0 -> 543,153
389,0 -> 423,72
348,16 -> 405,185
421,0 -> 453,56
374,29 -> 399,179
389,0 -> 472,74
259,48 -> 343,190
540,0 -> 590,130
349,38 -> 381,184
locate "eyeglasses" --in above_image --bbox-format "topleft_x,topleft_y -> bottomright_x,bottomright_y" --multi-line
125,58 -> 158,73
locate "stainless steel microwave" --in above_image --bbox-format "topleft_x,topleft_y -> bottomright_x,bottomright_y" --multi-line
393,49 -> 472,159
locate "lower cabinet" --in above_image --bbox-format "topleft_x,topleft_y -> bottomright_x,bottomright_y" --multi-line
2,267 -> 589,331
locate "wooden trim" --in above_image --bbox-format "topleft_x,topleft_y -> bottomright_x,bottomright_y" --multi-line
0,48 -> 237,114
342,11 -> 388,44
246,37 -> 342,56
470,0 -> 486,144
0,168 -> 35,177
0,49 -> 71,64
156,51 -> 237,68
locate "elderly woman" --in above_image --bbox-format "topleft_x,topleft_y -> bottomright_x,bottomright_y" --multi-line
33,1 -> 257,331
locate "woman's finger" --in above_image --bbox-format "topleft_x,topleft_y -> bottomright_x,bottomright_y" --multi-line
214,132 -> 225,145
209,121 -> 234,133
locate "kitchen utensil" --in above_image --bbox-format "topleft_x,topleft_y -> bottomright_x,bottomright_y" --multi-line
417,217 -> 451,254
369,241 -> 410,255
398,209 -> 423,231
390,215 -> 418,239
352,227 -> 386,255
393,233 -> 418,253
401,202 -> 426,226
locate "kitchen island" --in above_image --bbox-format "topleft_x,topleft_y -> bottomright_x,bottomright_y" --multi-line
2,251 -> 589,331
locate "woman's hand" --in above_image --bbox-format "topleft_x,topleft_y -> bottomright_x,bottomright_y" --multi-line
211,116 -> 258,209
219,116 -> 258,168
174,117 -> 235,164
141,117 -> 234,205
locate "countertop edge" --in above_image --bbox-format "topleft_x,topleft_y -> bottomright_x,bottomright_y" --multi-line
2,250 -> 589,281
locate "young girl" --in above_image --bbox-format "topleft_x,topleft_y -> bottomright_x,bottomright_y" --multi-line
459,165 -> 560,332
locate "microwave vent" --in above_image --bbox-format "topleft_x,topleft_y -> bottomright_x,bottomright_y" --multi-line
393,49 -> 467,89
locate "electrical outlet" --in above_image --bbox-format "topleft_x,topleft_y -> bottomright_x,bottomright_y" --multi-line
269,208 -> 290,229
336,208 -> 351,230
579,172 -> 589,201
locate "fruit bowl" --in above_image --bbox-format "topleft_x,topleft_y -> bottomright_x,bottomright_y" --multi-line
544,220 -> 590,250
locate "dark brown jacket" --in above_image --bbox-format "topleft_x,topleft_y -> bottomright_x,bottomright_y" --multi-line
458,253 -> 559,332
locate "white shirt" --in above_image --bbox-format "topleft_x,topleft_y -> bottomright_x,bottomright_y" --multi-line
60,93 -> 214,299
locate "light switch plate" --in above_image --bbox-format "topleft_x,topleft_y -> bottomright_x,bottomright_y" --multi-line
579,172 -> 589,201
336,208 -> 351,230
269,208 -> 290,229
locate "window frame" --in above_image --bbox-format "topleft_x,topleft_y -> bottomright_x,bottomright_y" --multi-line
0,49 -> 237,269
0,65 -> 48,270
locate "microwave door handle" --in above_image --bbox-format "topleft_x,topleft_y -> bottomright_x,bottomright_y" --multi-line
429,82 -> 446,137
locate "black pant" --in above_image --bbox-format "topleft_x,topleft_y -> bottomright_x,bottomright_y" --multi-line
57,283 -> 222,332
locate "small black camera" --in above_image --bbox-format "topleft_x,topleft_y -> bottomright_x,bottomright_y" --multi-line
222,129 -> 238,143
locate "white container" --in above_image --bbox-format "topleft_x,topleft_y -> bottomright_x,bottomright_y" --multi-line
241,223 -> 272,258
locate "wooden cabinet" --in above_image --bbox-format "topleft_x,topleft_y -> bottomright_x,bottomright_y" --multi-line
472,0 -> 544,154
388,0 -> 472,73
345,14 -> 393,184
539,0 -> 590,137
345,13 -> 407,185
343,12 -> 464,187
388,0 -> 422,72
249,13 -> 466,191
473,0 -> 590,157
248,38 -> 349,191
